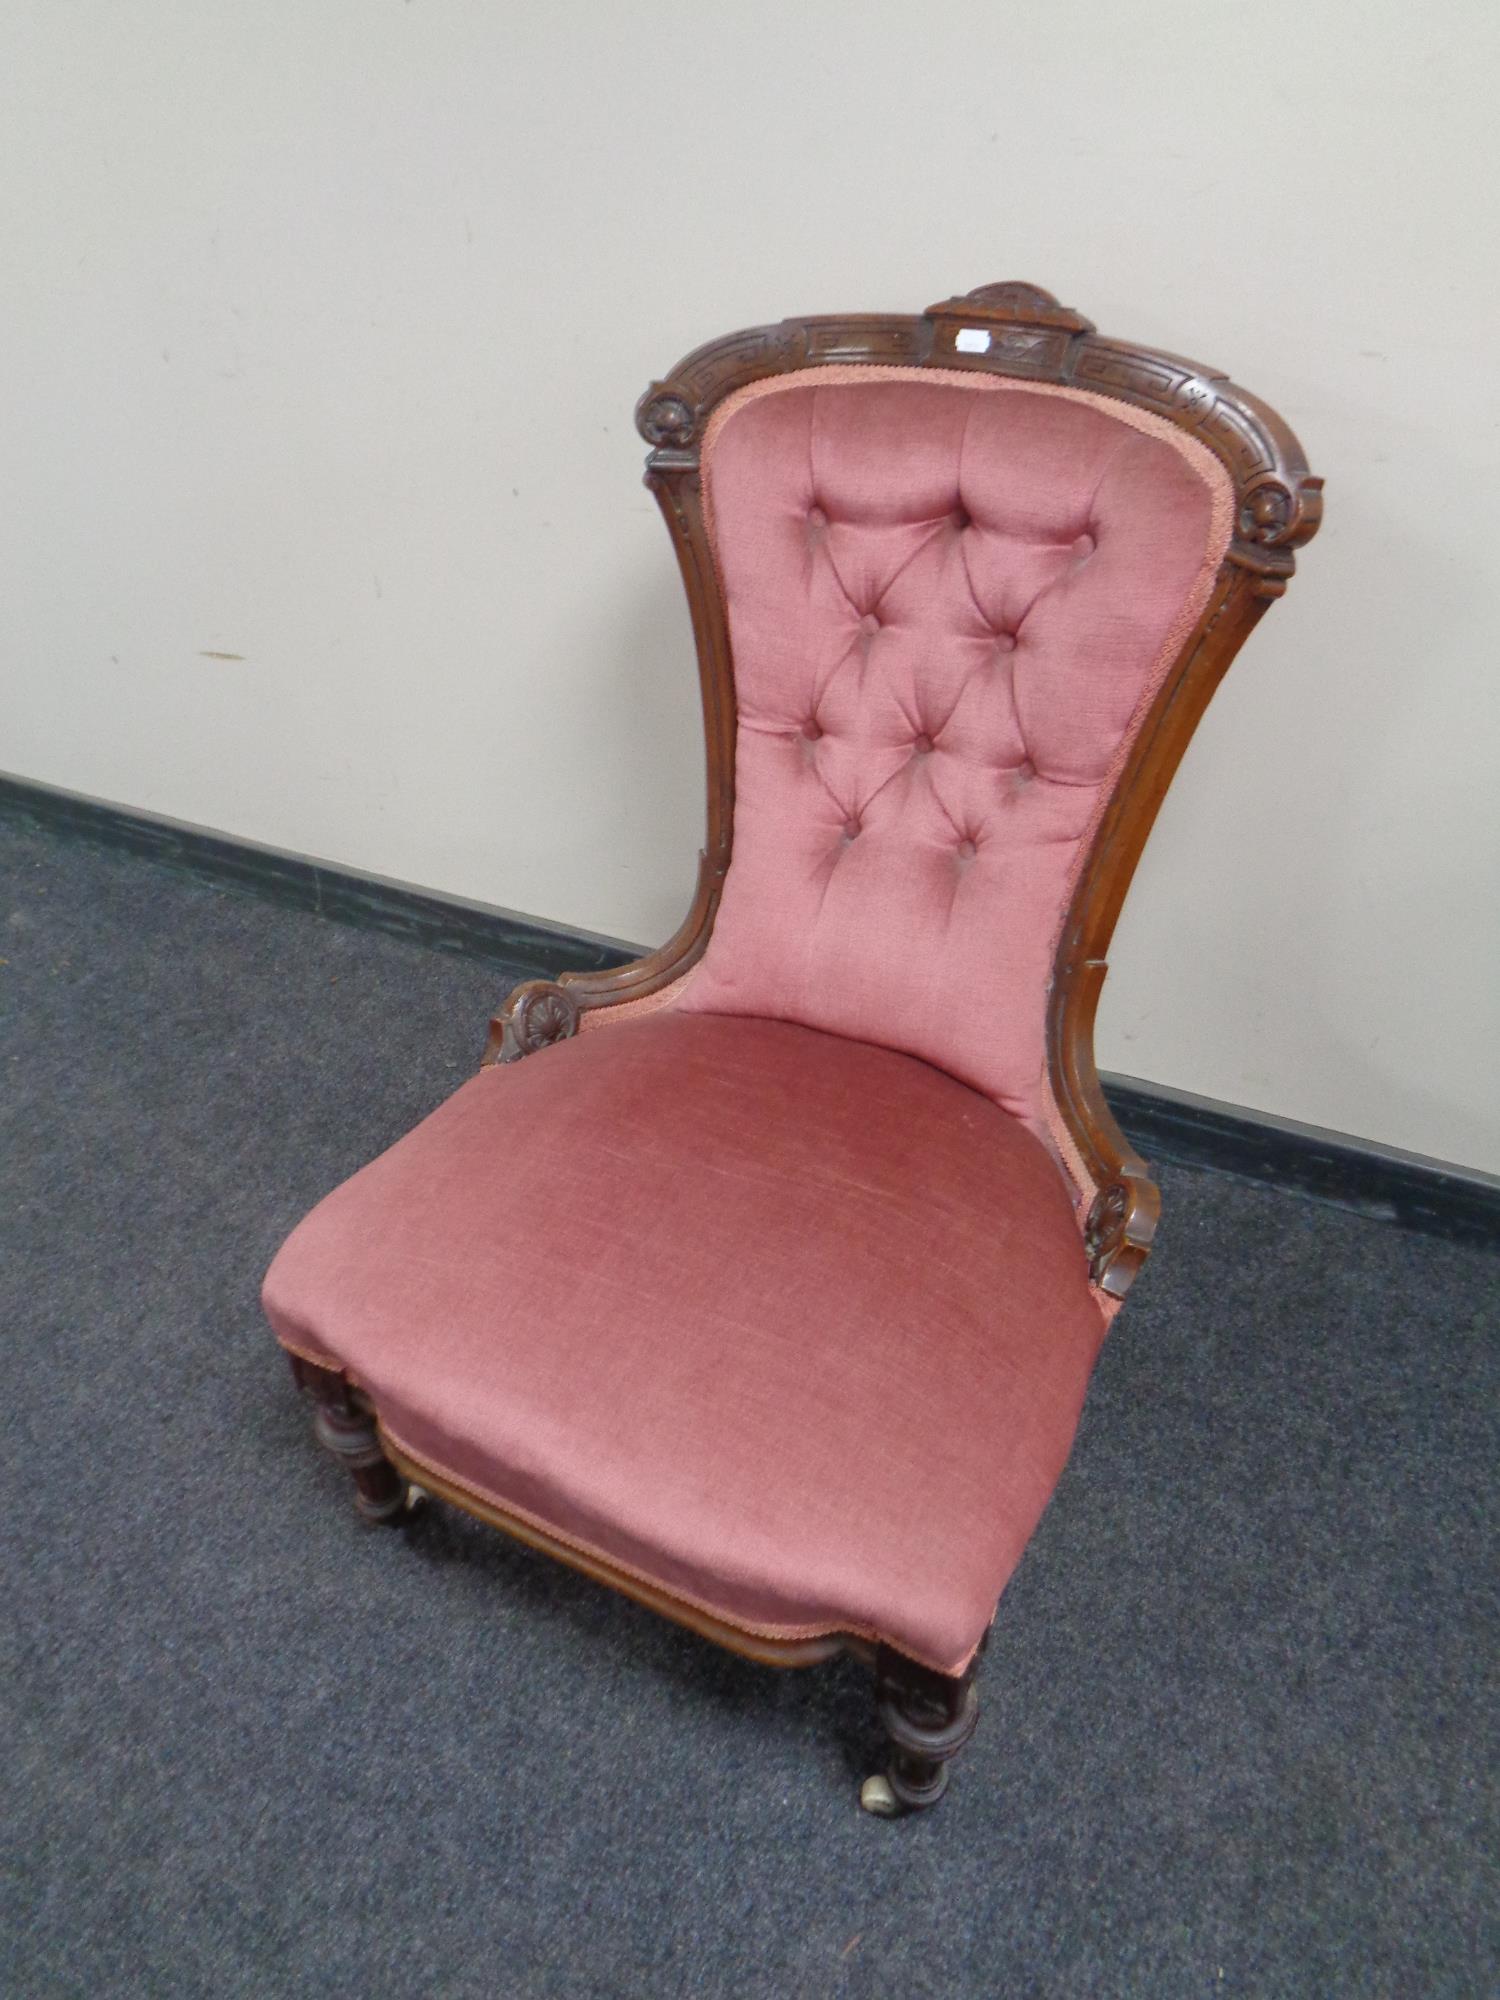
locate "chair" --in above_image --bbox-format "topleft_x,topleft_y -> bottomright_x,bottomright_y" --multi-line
263,281 -> 1321,1815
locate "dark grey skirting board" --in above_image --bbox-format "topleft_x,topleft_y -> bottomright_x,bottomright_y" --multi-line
4,768 -> 1495,1249
1103,1076 -> 1499,1248
0,769 -> 635,981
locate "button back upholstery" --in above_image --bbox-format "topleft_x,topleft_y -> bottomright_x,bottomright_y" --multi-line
680,370 -> 1233,1142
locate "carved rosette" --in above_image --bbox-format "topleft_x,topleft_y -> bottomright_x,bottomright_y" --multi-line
497,980 -> 580,1064
1238,478 -> 1296,545
637,389 -> 697,449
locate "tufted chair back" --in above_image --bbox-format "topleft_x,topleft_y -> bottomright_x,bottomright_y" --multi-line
678,366 -> 1234,1155
494,283 -> 1320,1296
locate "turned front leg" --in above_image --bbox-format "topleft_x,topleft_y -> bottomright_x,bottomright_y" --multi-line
288,1355 -> 409,1525
860,1635 -> 986,1817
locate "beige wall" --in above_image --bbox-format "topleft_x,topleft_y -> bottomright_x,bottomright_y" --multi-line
4,2 -> 1498,1170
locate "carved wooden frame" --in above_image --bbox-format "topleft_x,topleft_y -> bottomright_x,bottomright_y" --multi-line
310,282 -> 1320,1812
486,280 -> 1322,1304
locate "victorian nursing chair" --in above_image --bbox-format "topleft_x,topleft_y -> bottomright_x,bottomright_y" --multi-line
263,281 -> 1321,1815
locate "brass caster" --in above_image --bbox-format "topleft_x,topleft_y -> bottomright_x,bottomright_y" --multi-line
859,1774 -> 902,1817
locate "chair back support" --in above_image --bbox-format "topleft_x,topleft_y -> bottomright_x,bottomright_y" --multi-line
490,283 -> 1321,1300
680,367 -> 1233,1152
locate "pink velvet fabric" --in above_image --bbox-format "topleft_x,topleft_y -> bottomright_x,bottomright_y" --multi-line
681,371 -> 1230,1134
264,1014 -> 1105,1673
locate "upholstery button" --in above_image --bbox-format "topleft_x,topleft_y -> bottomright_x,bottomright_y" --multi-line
994,632 -> 1017,655
1073,531 -> 1096,560
952,507 -> 970,531
956,838 -> 977,861
1015,758 -> 1035,782
801,720 -> 823,741
842,818 -> 861,840
807,506 -> 828,529
913,732 -> 933,754
858,613 -> 880,637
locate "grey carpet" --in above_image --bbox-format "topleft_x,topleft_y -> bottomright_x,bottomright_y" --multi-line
2,817 -> 1496,1999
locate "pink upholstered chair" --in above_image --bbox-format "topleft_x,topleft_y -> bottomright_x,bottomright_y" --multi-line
263,282 -> 1321,1814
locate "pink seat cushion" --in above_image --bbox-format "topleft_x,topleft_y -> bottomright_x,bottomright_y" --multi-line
682,371 -> 1230,1143
264,1014 -> 1106,1673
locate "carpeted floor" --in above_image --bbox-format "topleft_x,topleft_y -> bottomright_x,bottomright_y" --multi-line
3,817 -> 1496,1999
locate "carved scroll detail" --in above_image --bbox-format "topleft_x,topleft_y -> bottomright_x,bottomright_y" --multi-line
637,390 -> 697,449
1239,476 -> 1296,544
636,327 -> 806,458
1084,1182 -> 1130,1281
1083,1175 -> 1158,1299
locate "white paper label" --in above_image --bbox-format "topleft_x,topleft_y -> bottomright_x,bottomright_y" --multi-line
955,327 -> 992,354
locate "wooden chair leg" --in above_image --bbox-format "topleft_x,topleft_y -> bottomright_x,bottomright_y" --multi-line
288,1354 -> 409,1526
859,1633 -> 987,1817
